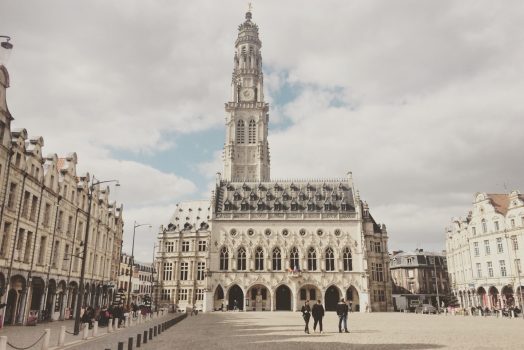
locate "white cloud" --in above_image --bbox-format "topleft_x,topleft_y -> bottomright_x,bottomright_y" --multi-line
2,0 -> 524,258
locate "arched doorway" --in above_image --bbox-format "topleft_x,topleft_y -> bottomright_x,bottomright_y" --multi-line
346,286 -> 360,312
275,285 -> 291,310
488,286 -> 499,308
214,285 -> 225,310
477,287 -> 487,307
5,275 -> 26,325
325,285 -> 340,311
30,278 -> 45,312
247,284 -> 269,311
68,282 -> 78,319
45,279 -> 56,321
502,285 -> 514,307
228,284 -> 243,310
298,284 -> 321,307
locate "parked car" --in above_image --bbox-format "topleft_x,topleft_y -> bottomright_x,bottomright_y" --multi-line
415,304 -> 437,314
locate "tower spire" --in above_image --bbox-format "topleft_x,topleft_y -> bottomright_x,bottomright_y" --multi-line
222,8 -> 270,182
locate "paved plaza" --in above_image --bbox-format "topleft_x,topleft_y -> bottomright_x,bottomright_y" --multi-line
141,311 -> 524,350
0,314 -> 171,350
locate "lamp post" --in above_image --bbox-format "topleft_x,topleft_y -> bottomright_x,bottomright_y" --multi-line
73,176 -> 119,335
432,256 -> 440,312
0,36 -> 13,64
127,222 -> 151,307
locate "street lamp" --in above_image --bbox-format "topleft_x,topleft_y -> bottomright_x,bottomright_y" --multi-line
0,36 -> 13,65
127,222 -> 151,307
73,176 -> 120,335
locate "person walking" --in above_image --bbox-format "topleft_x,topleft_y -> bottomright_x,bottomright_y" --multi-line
336,298 -> 349,333
301,299 -> 312,334
312,299 -> 325,333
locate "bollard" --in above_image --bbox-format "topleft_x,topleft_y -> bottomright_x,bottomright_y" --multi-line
158,324 -> 161,335
114,317 -> 119,330
108,318 -> 113,333
93,321 -> 99,336
149,328 -> 153,340
58,325 -> 66,347
125,315 -> 130,328
143,331 -> 148,344
128,336 -> 134,350
0,336 -> 7,350
82,323 -> 89,340
118,341 -> 124,350
41,329 -> 50,350
511,310 -> 515,318
137,333 -> 142,348
154,326 -> 157,337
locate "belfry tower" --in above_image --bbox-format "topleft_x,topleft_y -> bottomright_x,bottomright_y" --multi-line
222,9 -> 270,182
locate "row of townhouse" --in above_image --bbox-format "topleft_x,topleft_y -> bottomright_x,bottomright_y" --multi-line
0,65 -> 124,326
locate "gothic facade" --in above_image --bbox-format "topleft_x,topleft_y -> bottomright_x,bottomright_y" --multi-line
156,10 -> 392,313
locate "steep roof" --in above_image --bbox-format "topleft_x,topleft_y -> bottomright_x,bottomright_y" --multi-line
487,193 -> 510,215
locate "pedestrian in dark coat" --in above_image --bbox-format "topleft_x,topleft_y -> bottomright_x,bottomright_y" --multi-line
301,300 -> 311,334
336,298 -> 349,333
312,299 -> 325,333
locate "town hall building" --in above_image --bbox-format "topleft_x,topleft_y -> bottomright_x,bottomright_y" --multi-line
156,9 -> 392,313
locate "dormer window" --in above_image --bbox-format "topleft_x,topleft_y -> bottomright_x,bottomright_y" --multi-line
224,200 -> 232,211
241,201 -> 249,211
257,201 -> 265,210
233,192 -> 242,201
291,202 -> 298,211
274,201 -> 282,211
308,202 -> 315,211
341,203 -> 348,211
282,191 -> 290,201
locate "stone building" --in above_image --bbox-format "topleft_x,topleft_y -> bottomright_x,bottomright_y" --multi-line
0,65 -> 124,326
156,10 -> 392,313
390,249 -> 449,309
117,254 -> 154,306
446,191 -> 524,309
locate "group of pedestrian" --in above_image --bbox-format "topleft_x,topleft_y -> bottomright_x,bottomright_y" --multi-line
301,298 -> 351,334
80,304 -> 132,328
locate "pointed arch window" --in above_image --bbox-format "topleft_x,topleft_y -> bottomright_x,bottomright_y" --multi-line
236,120 -> 245,144
255,247 -> 264,271
220,247 -> 229,271
290,247 -> 300,271
307,247 -> 317,271
272,247 -> 282,271
343,247 -> 353,271
248,120 -> 256,144
241,201 -> 249,211
307,202 -> 315,211
237,247 -> 246,271
325,247 -> 335,271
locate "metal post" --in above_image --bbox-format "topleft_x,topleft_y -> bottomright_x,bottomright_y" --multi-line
74,182 -> 93,335
433,256 -> 440,311
127,223 -> 137,307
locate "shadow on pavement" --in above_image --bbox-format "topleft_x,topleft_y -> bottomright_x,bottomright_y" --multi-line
153,313 -> 445,350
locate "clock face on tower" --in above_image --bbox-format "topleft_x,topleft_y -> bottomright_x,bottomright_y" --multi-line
240,87 -> 255,101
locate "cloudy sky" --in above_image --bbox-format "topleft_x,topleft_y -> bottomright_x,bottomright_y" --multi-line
1,0 -> 523,262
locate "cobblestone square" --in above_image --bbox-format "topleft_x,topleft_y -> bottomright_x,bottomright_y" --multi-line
143,312 -> 524,350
